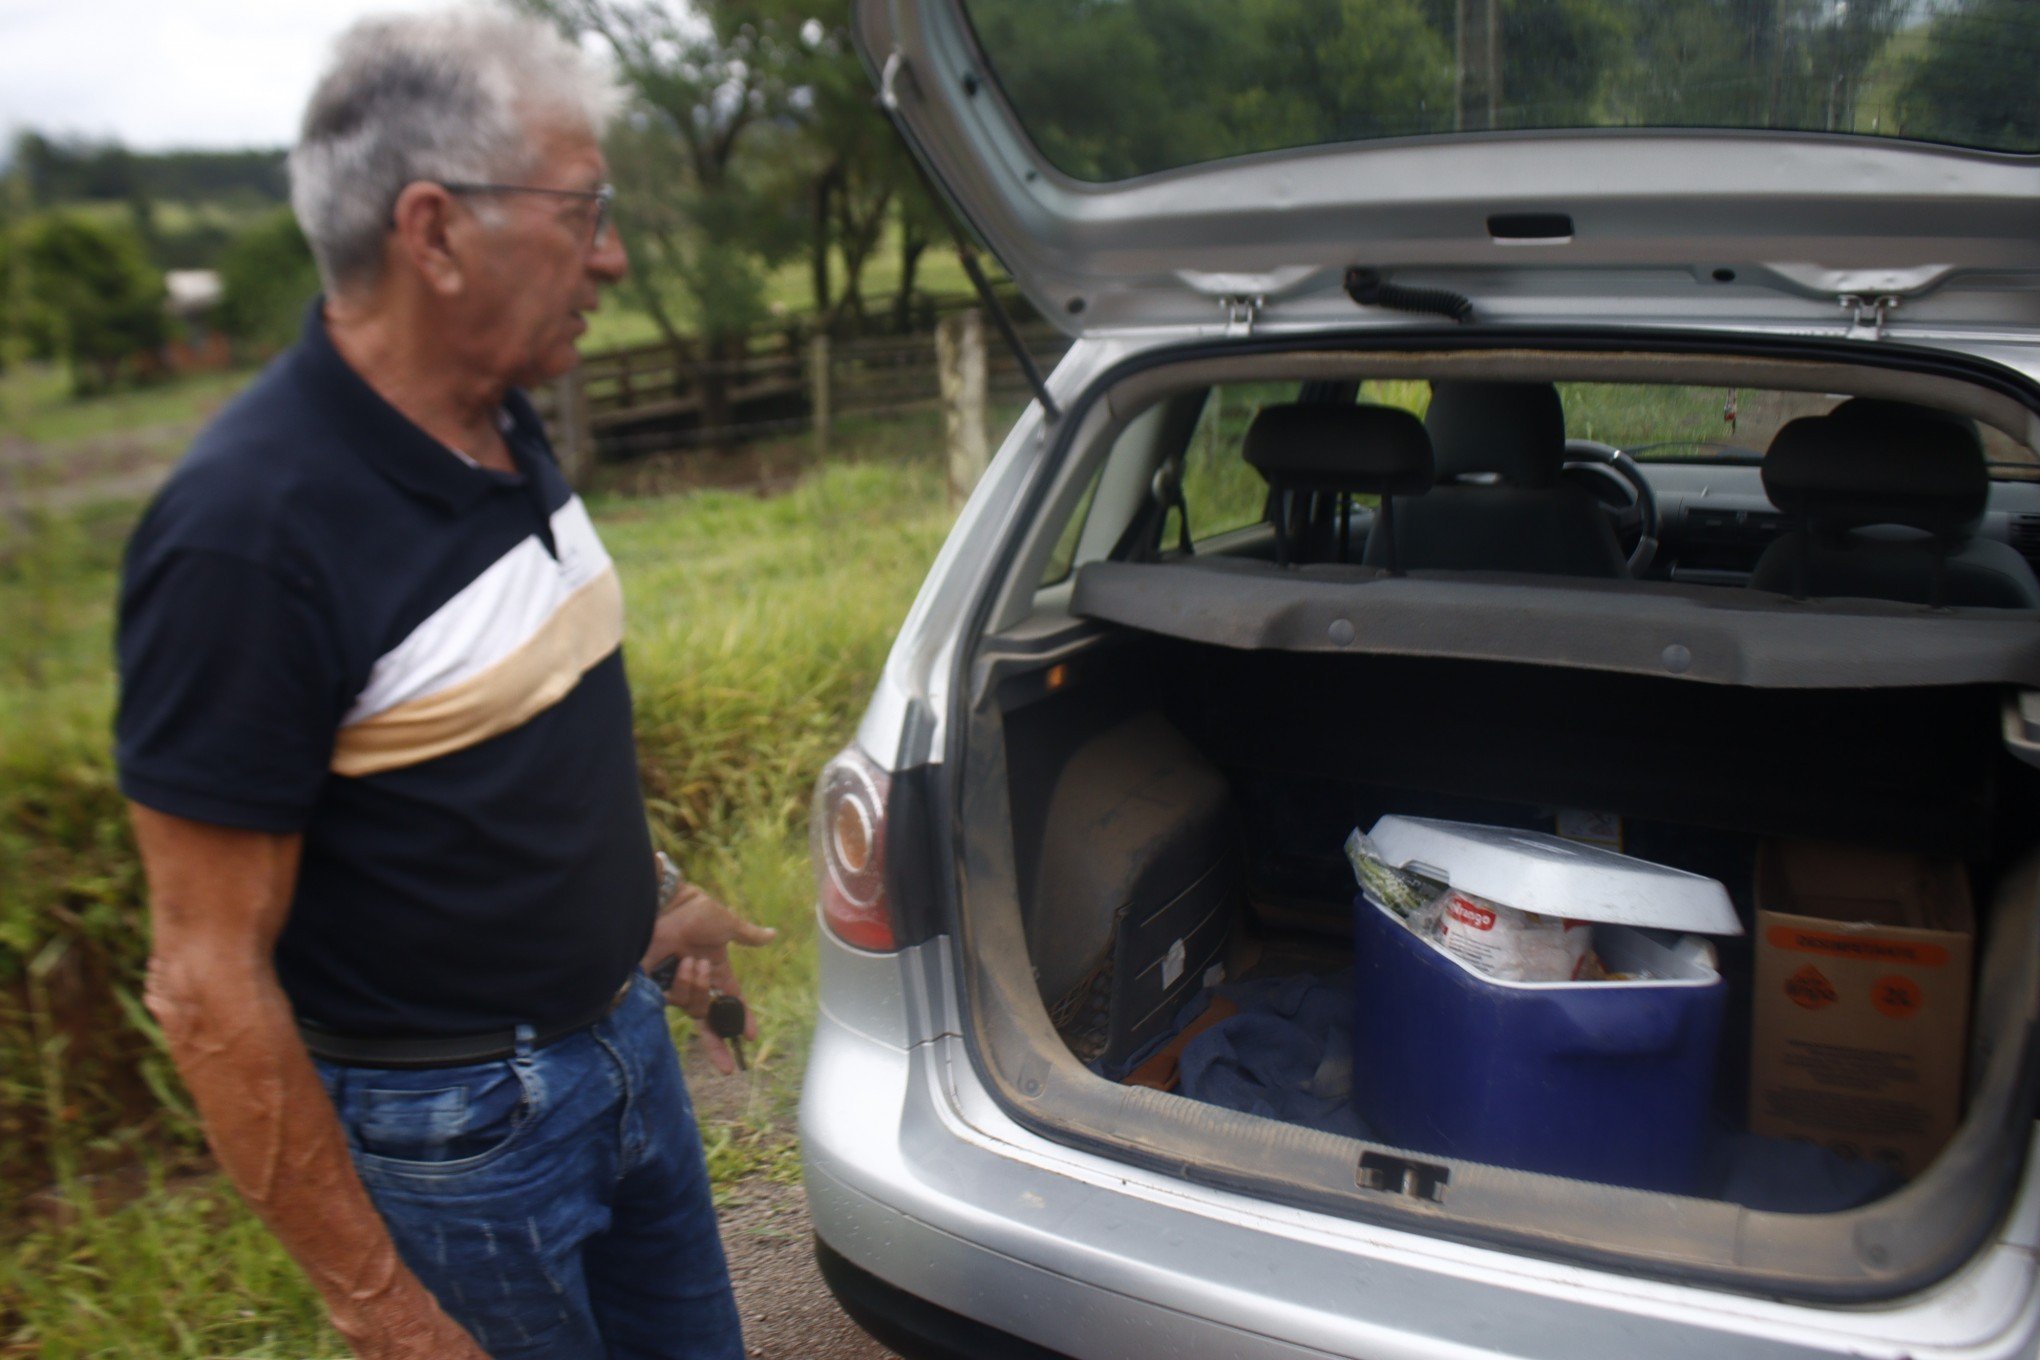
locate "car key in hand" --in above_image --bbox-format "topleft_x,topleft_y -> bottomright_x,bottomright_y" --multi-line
707,990 -> 748,1071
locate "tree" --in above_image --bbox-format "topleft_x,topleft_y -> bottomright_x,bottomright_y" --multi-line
216,208 -> 320,353
1493,0 -> 1630,129
793,9 -> 933,334
19,213 -> 166,394
1897,0 -> 2040,150
891,176 -> 947,335
962,0 -> 1456,180
520,0 -> 812,446
1613,0 -> 1907,133
0,228 -> 14,374
0,164 -> 28,373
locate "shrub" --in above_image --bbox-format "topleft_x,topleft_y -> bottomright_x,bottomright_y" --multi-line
17,214 -> 165,395
215,209 -> 318,354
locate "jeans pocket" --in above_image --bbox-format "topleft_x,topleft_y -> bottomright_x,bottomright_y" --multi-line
345,1061 -> 541,1175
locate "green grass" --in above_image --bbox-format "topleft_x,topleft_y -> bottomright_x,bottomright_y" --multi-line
4,1171 -> 338,1360
0,361 -> 255,499
0,445 -> 956,1356
0,366 -> 250,448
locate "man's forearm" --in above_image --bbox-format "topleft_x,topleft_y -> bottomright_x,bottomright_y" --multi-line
145,951 -> 464,1352
128,804 -> 484,1357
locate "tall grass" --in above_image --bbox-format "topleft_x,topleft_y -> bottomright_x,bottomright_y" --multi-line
0,449 -> 953,1355
4,1172 -> 336,1360
1,500 -> 172,1213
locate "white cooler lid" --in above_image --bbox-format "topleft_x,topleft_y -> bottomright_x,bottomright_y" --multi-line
1366,815 -> 1744,936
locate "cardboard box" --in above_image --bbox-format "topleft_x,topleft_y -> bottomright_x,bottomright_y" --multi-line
1750,840 -> 1974,1178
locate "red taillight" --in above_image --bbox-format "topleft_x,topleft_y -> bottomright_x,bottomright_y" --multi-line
812,747 -> 896,951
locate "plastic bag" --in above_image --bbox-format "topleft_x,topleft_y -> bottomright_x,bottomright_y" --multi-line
1347,827 -> 1595,983
1434,890 -> 1593,982
1344,829 -> 1436,917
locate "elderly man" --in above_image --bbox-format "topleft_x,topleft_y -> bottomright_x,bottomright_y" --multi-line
114,12 -> 767,1359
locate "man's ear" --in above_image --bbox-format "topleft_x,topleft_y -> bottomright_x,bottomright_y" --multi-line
388,182 -> 465,297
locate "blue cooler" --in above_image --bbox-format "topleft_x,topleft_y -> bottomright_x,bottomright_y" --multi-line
1350,817 -> 1741,1195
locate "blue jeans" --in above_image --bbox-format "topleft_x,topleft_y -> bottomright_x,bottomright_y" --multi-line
313,973 -> 743,1359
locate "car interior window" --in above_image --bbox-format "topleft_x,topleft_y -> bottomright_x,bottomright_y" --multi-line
1084,371 -> 2040,606
1038,459 -> 1107,587
1556,383 -> 1835,460
1178,382 -> 1296,543
1354,378 -> 1429,421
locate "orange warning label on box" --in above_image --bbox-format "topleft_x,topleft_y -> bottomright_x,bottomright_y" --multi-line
1786,965 -> 1838,1010
1872,974 -> 1925,1020
1763,925 -> 1949,968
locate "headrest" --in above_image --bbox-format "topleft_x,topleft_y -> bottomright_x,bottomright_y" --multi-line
1425,381 -> 1567,487
1762,401 -> 1988,534
1243,402 -> 1433,496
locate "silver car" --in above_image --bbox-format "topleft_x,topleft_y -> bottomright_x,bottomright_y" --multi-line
802,3 -> 2040,1356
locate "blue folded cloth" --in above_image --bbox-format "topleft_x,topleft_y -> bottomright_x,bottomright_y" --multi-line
1176,973 -> 1369,1138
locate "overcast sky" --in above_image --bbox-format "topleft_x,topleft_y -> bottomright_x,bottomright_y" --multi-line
0,0 -> 452,152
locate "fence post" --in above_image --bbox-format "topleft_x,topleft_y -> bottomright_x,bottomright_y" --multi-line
937,309 -> 988,509
809,333 -> 831,462
551,369 -> 594,489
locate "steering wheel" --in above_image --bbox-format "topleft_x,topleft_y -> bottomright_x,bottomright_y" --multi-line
1562,439 -> 1660,576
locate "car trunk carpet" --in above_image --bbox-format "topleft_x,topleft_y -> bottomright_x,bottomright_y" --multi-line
1098,972 -> 1901,1214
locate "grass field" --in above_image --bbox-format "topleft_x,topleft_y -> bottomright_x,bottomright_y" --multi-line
0,416 -> 963,1356
0,362 -> 251,499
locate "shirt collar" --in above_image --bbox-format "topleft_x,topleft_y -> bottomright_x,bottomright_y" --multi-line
292,298 -> 521,515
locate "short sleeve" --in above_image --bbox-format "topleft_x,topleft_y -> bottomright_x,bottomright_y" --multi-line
116,548 -> 346,831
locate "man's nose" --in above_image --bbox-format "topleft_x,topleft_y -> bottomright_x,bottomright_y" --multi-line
589,224 -> 628,282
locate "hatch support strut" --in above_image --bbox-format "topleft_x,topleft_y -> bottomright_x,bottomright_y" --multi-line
952,239 -> 1061,423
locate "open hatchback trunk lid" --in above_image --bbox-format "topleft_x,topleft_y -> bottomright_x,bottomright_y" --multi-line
853,0 -> 2040,341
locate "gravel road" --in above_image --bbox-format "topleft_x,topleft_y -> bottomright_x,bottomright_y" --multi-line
682,1052 -> 898,1360
719,1177 -> 896,1360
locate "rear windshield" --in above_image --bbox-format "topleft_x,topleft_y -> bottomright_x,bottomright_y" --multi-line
961,0 -> 2040,181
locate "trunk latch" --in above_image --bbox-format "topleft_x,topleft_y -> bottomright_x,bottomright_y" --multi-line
1839,293 -> 1901,341
1220,294 -> 1263,338
1357,1151 -> 1451,1202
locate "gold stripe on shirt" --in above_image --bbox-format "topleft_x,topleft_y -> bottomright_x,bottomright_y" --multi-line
330,566 -> 624,777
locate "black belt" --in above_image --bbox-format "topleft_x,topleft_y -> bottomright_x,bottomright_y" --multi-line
299,978 -> 634,1069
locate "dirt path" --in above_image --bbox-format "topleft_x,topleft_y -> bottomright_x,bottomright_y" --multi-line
679,1052 -> 897,1360
719,1176 -> 895,1360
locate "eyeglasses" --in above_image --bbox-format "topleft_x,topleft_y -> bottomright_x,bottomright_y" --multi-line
441,181 -> 616,248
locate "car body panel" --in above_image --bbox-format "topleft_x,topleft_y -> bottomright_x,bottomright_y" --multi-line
801,934 -> 2040,1360
852,0 -> 2040,342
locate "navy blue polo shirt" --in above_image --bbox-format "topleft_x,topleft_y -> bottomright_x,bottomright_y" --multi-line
117,305 -> 656,1038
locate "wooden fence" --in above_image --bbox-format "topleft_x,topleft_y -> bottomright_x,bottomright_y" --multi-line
529,312 -> 1070,481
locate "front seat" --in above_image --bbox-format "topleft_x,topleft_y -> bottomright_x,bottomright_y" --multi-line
1749,398 -> 2040,609
1242,401 -> 1434,570
1363,381 -> 1628,578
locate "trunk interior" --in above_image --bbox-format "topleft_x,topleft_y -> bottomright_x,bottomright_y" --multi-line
956,623 -> 2040,1300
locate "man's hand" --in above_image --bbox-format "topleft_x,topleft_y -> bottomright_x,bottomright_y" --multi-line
641,885 -> 776,1074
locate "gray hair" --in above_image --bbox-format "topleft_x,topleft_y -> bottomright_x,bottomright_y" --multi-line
289,7 -> 623,295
